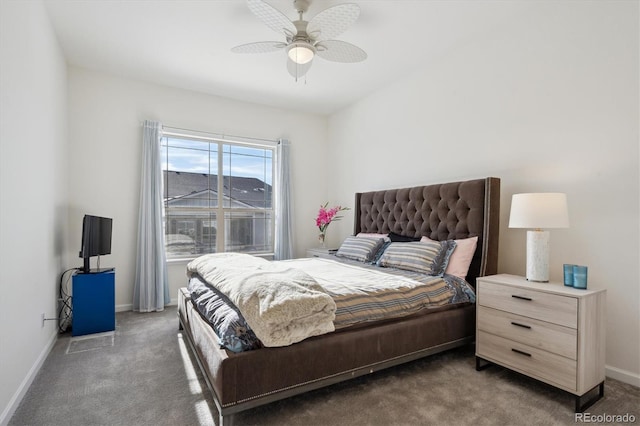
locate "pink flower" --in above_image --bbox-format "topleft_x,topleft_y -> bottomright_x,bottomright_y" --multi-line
315,203 -> 350,233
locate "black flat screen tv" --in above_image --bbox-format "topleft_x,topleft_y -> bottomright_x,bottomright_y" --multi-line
79,214 -> 113,273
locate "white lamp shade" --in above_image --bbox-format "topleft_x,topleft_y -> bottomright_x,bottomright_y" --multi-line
509,193 -> 569,229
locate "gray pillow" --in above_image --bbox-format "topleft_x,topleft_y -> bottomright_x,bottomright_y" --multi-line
335,236 -> 385,263
376,240 -> 456,276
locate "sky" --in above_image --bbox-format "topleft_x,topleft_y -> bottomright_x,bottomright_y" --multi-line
161,136 -> 273,185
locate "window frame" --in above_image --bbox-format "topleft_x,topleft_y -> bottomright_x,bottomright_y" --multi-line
161,127 -> 277,260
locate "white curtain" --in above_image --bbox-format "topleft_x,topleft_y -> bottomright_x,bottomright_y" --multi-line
133,120 -> 169,312
274,139 -> 293,260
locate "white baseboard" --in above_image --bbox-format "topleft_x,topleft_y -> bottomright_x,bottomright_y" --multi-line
116,298 -> 177,313
115,303 -> 132,312
606,365 -> 640,388
0,331 -> 58,426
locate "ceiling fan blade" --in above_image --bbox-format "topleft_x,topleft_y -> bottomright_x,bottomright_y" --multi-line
316,40 -> 367,63
232,41 -> 287,54
287,57 -> 312,80
247,0 -> 296,36
307,3 -> 360,41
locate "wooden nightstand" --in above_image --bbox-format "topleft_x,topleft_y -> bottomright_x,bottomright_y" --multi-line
475,274 -> 606,412
306,248 -> 337,260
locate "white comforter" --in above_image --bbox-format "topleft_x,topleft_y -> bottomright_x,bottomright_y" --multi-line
187,253 -> 336,347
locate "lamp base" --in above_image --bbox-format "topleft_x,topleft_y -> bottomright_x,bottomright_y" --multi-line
526,230 -> 549,282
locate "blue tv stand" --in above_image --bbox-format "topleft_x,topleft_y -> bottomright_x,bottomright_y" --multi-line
72,270 -> 115,336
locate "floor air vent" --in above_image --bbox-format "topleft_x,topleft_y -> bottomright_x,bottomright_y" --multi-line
66,332 -> 115,354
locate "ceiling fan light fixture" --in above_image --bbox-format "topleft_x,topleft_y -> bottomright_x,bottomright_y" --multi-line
234,0 -> 367,79
287,42 -> 315,64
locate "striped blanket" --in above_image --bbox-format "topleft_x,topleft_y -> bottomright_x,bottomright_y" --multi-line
280,258 -> 475,329
188,256 -> 475,352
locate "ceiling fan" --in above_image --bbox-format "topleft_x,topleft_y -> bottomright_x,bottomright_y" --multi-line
232,0 -> 367,80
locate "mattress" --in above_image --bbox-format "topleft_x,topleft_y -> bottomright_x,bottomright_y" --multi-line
188,256 -> 476,352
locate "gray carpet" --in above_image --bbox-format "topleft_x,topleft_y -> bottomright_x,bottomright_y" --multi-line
10,307 -> 639,426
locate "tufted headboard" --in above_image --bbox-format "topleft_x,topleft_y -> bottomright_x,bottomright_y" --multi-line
354,177 -> 500,286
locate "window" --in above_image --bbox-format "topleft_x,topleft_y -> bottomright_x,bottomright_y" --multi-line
161,128 -> 275,258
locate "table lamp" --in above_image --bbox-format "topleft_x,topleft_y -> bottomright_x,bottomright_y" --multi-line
508,193 -> 569,282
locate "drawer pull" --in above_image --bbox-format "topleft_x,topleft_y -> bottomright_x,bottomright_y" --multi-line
511,348 -> 532,357
510,321 -> 532,330
511,295 -> 532,301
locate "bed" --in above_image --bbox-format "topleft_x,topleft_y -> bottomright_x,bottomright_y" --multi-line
177,177 -> 500,425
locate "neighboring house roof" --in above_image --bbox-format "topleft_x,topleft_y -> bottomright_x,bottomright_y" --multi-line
163,171 -> 272,208
166,189 -> 253,209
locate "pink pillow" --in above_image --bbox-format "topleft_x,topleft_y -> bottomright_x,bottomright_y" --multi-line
420,236 -> 478,279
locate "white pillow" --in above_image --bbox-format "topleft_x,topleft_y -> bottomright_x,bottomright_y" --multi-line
420,236 -> 478,279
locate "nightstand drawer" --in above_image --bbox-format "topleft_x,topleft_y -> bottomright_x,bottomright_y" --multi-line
478,281 -> 578,328
477,331 -> 577,392
477,306 -> 577,359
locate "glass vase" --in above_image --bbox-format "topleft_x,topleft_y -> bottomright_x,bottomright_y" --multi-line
318,232 -> 326,248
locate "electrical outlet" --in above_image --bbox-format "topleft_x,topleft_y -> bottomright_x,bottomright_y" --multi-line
41,313 -> 45,328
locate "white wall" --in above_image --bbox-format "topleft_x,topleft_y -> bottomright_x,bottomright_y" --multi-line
67,68 -> 327,309
0,0 -> 68,423
327,1 -> 639,384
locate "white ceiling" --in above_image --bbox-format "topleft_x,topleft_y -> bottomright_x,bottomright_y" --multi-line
44,0 -> 532,115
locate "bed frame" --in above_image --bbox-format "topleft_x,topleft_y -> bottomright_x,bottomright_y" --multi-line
178,177 -> 500,425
